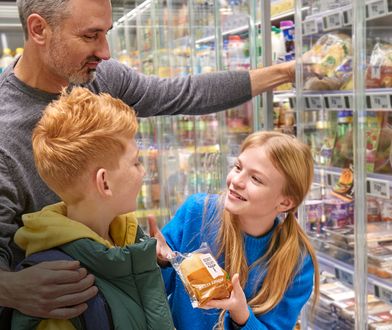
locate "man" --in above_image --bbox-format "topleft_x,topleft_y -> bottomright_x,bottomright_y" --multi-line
0,0 -> 295,322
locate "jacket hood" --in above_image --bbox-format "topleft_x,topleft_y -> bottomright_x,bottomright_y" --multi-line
14,202 -> 138,256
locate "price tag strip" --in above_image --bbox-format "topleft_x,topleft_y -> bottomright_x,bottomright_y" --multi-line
305,96 -> 324,110
343,8 -> 353,25
325,95 -> 346,110
323,12 -> 342,31
375,285 -> 392,304
326,172 -> 341,188
369,94 -> 392,110
367,178 -> 390,199
303,19 -> 318,36
335,268 -> 354,286
366,0 -> 387,19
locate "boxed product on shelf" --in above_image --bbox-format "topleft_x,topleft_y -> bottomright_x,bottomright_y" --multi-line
366,112 -> 383,172
332,111 -> 353,168
366,42 -> 392,89
323,226 -> 353,249
380,199 -> 392,222
368,243 -> 392,270
367,197 -> 382,222
375,113 -> 392,174
320,280 -> 355,302
331,167 -> 354,201
271,0 -> 294,17
305,199 -> 323,233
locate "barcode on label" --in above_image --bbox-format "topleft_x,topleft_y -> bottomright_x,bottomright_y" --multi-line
327,173 -> 340,187
367,0 -> 386,18
200,253 -> 224,279
367,179 -> 390,199
343,9 -> 353,25
371,94 -> 391,109
371,65 -> 382,79
323,13 -> 342,31
303,20 -> 318,36
336,269 -> 353,286
376,286 -> 392,303
305,96 -> 323,109
329,96 -> 345,109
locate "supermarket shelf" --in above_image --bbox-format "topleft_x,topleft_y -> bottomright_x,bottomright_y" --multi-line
302,0 -> 392,36
317,251 -> 392,305
314,166 -> 392,200
287,89 -> 392,111
195,8 -> 307,44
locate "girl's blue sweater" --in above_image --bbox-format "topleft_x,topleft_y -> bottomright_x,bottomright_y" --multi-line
161,193 -> 315,330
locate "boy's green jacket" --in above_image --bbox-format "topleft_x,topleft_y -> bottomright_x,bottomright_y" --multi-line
12,203 -> 174,330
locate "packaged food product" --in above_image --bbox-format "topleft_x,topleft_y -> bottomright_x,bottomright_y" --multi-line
380,199 -> 392,222
324,198 -> 353,228
331,167 -> 354,201
305,200 -> 323,233
366,42 -> 392,88
169,243 -> 232,307
367,197 -> 381,222
303,33 -> 352,90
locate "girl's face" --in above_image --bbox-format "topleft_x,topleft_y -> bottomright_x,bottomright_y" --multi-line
225,145 -> 290,233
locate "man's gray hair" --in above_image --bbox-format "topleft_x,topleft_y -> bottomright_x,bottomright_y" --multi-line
16,0 -> 71,39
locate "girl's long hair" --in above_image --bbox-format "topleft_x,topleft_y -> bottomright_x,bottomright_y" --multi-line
213,131 -> 319,327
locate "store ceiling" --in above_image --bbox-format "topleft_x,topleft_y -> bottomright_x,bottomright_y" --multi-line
0,0 -> 141,27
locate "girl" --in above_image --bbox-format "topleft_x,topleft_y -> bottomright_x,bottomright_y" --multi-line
150,131 -> 319,329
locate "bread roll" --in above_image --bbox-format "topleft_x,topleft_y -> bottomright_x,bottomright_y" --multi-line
179,253 -> 232,306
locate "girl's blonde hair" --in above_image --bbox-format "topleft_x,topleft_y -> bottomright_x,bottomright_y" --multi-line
214,131 -> 319,326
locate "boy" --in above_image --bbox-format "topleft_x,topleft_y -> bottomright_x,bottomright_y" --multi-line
12,87 -> 174,329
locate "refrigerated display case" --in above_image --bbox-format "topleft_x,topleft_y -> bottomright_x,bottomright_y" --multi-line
110,0 -> 392,328
294,0 -> 392,328
109,0 -> 269,230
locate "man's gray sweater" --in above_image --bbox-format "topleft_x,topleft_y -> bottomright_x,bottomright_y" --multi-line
0,58 -> 252,270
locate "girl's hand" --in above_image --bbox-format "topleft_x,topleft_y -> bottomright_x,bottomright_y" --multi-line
148,215 -> 174,267
202,273 -> 250,326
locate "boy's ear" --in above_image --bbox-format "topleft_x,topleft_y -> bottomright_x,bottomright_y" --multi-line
277,196 -> 295,213
27,14 -> 50,45
96,168 -> 112,197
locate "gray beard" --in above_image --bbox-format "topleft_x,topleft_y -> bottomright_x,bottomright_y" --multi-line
69,70 -> 97,85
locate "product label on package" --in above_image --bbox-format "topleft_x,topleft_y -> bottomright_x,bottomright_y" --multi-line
200,253 -> 224,279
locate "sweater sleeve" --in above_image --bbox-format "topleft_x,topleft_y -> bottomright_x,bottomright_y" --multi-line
160,193 -> 209,295
224,255 -> 315,330
94,60 -> 252,117
0,152 -> 22,270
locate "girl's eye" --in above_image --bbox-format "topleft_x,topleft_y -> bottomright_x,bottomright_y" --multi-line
234,164 -> 241,171
252,176 -> 263,184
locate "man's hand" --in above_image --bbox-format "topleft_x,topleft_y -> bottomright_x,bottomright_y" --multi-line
250,61 -> 295,96
148,215 -> 174,267
0,260 -> 98,319
202,273 -> 249,326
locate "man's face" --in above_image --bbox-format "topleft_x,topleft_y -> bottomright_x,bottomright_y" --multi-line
43,0 -> 113,84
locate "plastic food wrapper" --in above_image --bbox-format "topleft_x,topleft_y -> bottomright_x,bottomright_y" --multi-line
303,33 -> 352,90
366,42 -> 392,88
168,242 -> 232,308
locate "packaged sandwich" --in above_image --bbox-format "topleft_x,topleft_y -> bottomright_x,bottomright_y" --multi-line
303,33 -> 352,90
169,242 -> 232,308
366,42 -> 392,88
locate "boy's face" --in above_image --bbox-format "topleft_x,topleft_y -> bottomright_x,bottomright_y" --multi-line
107,138 -> 145,214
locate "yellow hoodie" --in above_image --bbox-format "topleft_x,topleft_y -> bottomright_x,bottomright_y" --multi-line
15,202 -> 138,254
14,202 -> 139,330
